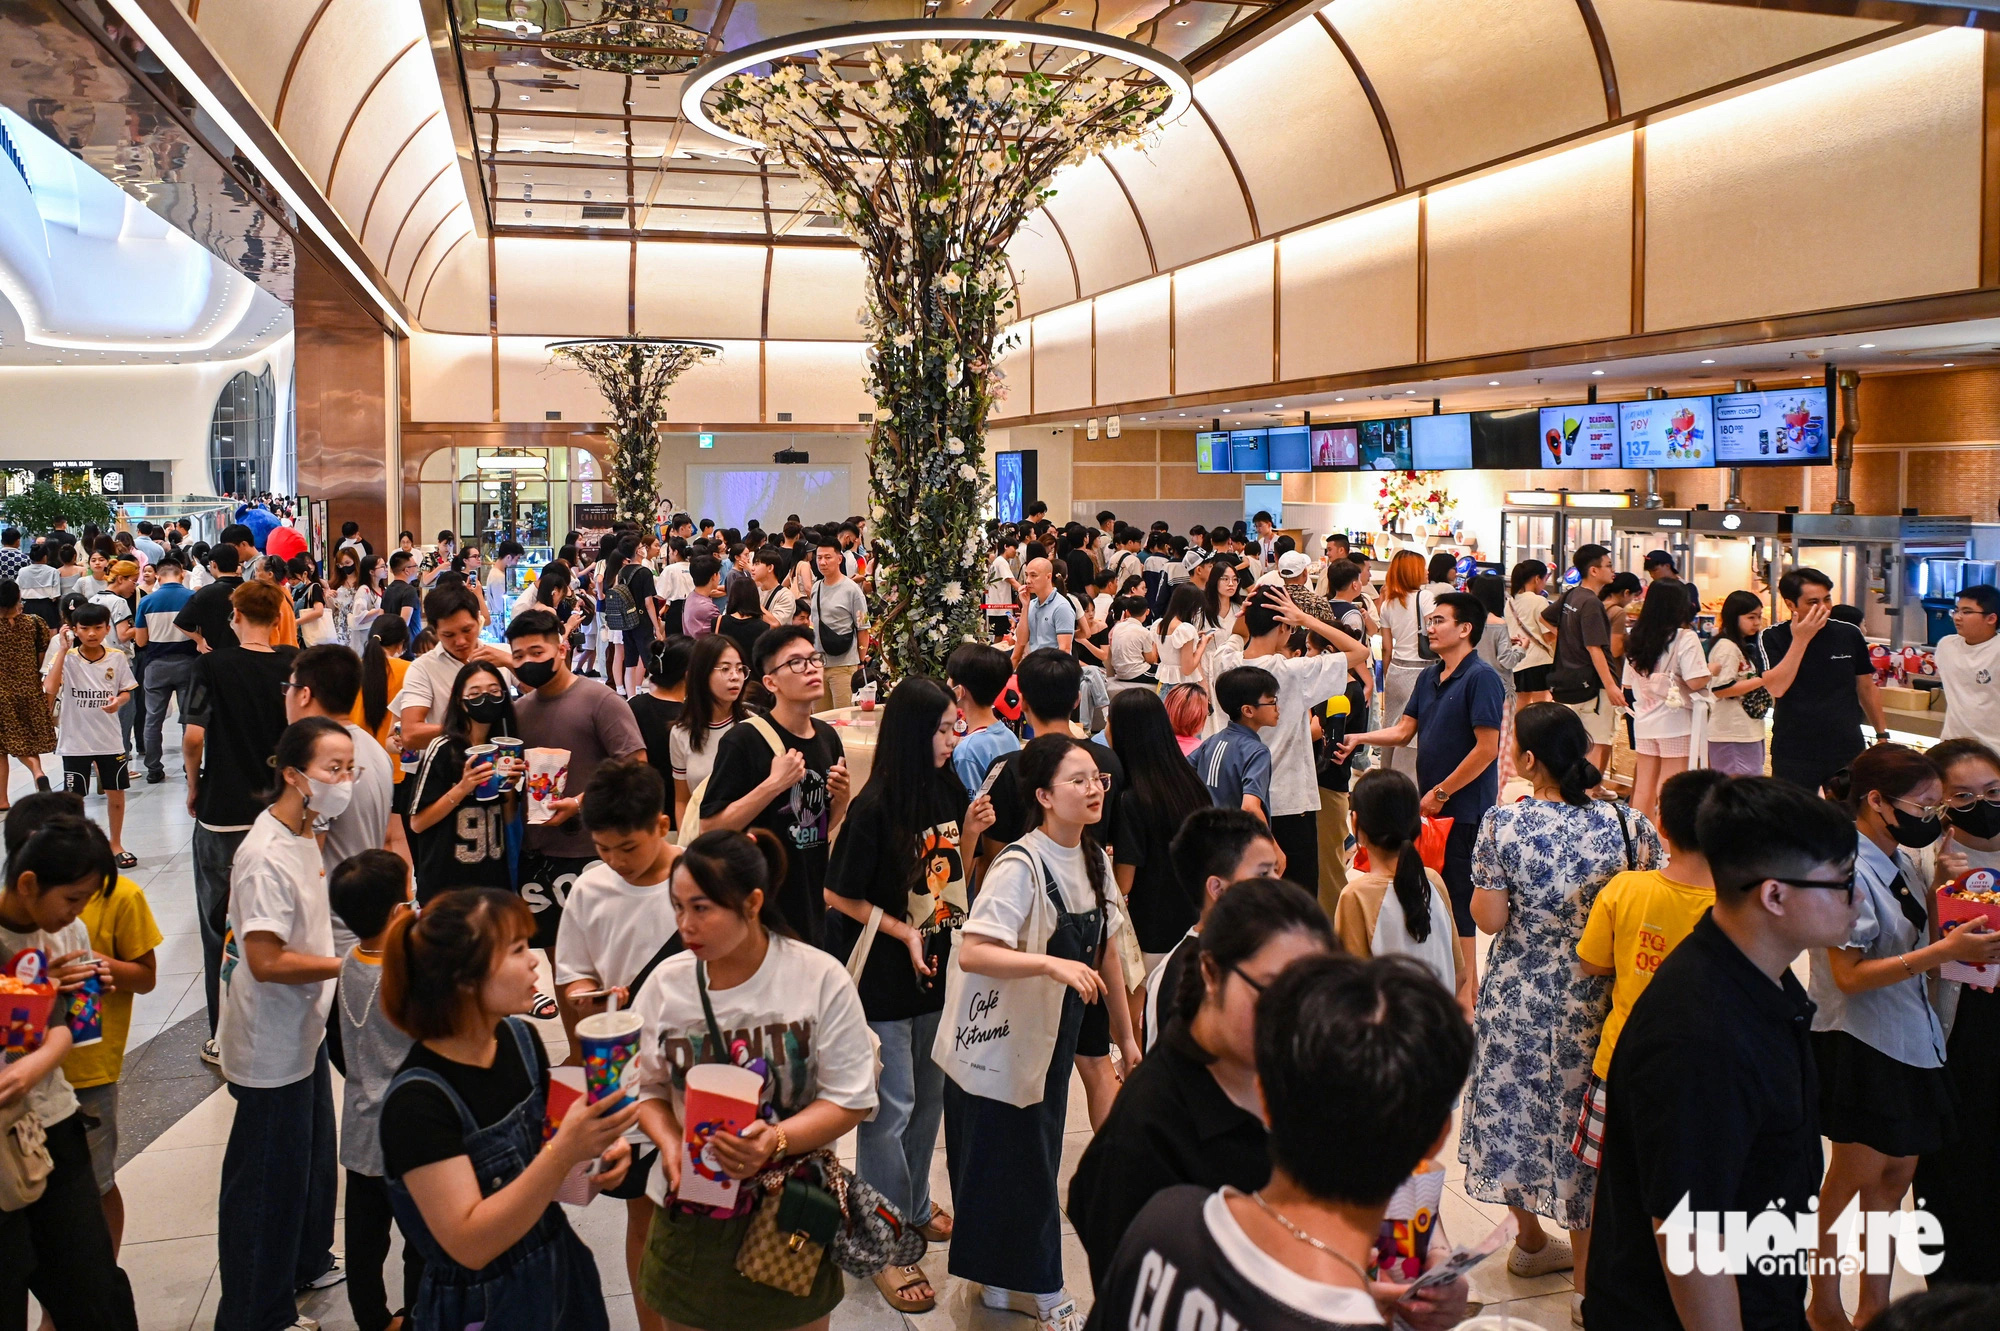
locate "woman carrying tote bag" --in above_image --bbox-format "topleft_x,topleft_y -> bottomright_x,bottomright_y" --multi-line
934,733 -> 1137,1331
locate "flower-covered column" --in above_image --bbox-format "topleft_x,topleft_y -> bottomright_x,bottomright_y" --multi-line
551,340 -> 719,528
711,38 -> 1171,679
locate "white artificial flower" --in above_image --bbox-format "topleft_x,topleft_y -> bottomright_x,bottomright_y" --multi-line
945,436 -> 965,454
979,149 -> 1005,175
942,580 -> 964,604
892,331 -> 915,348
875,407 -> 893,421
958,464 -> 978,482
939,271 -> 963,293
929,95 -> 949,116
885,56 -> 905,77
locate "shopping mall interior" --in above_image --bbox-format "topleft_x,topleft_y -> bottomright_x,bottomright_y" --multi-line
6,0 -> 2000,1329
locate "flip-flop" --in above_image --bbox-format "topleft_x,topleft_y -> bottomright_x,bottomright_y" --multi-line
917,1203 -> 953,1243
116,852 -> 138,869
872,1265 -> 936,1314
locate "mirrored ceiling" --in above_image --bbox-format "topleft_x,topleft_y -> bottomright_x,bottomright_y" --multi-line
446,0 -> 1284,240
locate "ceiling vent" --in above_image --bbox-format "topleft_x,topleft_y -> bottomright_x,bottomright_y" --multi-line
580,204 -> 625,220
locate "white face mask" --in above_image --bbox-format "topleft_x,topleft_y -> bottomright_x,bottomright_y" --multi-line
306,775 -> 353,822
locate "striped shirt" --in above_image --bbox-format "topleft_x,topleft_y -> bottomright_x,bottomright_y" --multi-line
1188,722 -> 1272,813
136,582 -> 196,657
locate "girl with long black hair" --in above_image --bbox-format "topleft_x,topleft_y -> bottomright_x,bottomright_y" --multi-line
1621,579 -> 1710,823
1104,689 -> 1212,974
1334,768 -> 1468,1011
823,676 -> 994,1311
407,661 -> 521,904
670,634 -> 748,831
1705,589 -> 1771,776
941,734 -> 1136,1331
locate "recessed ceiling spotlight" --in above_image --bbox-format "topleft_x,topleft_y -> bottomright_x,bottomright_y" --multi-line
1945,362 -> 1956,367
1405,389 -> 1415,395
1175,18 -> 1190,23
1334,397 -> 1344,402
1274,403 -> 1283,408
1487,380 -> 1499,386
1178,413 -> 1186,417
1591,369 -> 1604,376
1699,358 -> 1714,364
1058,8 -> 1074,13
520,95 -> 531,101
1859,343 -> 1876,348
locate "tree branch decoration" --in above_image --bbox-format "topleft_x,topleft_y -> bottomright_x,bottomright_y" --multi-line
1376,470 -> 1458,534
550,339 -> 718,526
703,31 -> 1175,679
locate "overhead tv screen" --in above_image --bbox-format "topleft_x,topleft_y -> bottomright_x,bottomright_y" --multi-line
1537,404 -> 1620,470
1713,386 -> 1831,466
1311,426 -> 1358,471
1266,425 -> 1311,473
1471,409 -> 1542,470
1619,396 -> 1715,469
1359,418 -> 1412,471
1411,413 -> 1473,470
1195,431 -> 1230,474
1229,428 -> 1270,474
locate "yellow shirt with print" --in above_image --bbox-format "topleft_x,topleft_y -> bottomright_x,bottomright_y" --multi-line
61,874 -> 164,1088
1577,869 -> 1715,1080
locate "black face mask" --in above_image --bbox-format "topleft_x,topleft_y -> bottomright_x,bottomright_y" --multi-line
513,658 -> 559,689
1885,805 -> 1945,850
463,695 -> 507,725
1948,798 -> 2000,840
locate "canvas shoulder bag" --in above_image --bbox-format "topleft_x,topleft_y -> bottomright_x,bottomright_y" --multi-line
931,844 -> 1069,1108
675,713 -> 788,848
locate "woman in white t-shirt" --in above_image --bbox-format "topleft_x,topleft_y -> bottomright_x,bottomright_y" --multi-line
632,827 -> 878,1331
0,807 -> 135,1328
1620,580 -> 1711,824
941,735 -> 1136,1331
1506,560 -> 1558,703
1377,551 -> 1435,780
1705,591 -> 1772,777
669,635 -> 748,830
1153,584 -> 1211,691
215,717 -> 354,1325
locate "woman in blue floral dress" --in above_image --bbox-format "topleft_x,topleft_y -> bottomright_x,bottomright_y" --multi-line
1462,702 -> 1661,1302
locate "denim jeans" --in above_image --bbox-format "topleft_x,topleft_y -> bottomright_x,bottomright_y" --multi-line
193,824 -> 248,1036
142,652 -> 195,776
856,1009 -> 944,1223
216,1047 -> 339,1331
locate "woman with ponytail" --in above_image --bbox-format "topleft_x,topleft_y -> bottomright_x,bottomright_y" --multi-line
1459,702 -> 1661,1314
1334,769 -> 1469,1012
1805,745 -> 2000,1330
1067,877 -> 1332,1288
354,613 -> 412,809
631,827 -> 878,1331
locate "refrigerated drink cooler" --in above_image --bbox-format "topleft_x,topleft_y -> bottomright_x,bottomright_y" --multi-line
1788,514 -> 1971,649
1501,490 -> 1633,584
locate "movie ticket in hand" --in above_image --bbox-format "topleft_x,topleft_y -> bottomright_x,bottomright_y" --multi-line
1399,1213 -> 1517,1299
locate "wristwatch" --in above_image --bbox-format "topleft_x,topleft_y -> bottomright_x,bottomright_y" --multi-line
1431,785 -> 1452,806
1873,729 -> 1891,741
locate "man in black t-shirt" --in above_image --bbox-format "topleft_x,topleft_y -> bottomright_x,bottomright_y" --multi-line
1588,777 -> 1858,1331
1757,569 -> 1889,795
174,543 -> 246,651
1087,953 -> 1472,1331
182,581 -> 297,1055
980,649 -> 1125,852
699,626 -> 850,948
381,551 -> 423,646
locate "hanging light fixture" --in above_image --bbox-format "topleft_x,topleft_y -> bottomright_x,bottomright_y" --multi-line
542,0 -> 707,76
476,449 -> 549,472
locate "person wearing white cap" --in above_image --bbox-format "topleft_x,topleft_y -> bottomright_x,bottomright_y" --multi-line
1259,550 -> 1312,589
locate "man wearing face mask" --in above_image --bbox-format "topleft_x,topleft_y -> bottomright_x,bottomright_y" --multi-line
183,580 -> 298,1067
284,646 -> 399,962
1802,745 -> 2000,1330
506,607 -> 646,958
393,583 -> 518,751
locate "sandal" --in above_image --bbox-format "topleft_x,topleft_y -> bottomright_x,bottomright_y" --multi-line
872,1264 -> 936,1314
530,990 -> 559,1020
917,1202 -> 953,1243
116,851 -> 138,870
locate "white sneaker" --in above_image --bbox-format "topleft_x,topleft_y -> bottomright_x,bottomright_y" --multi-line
1506,1235 -> 1575,1277
1571,1292 -> 1585,1326
297,1255 -> 346,1292
1038,1296 -> 1080,1331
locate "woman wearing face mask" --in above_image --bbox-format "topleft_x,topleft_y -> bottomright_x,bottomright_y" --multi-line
215,717 -> 355,1328
408,662 -> 520,904
1913,739 -> 2000,1286
1808,744 -> 2000,1331
350,554 -> 385,651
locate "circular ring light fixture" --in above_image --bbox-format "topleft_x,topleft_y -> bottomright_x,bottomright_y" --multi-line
547,338 -> 724,355
679,17 -> 1193,151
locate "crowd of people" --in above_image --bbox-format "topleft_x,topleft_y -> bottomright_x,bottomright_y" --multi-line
3,497 -> 2000,1331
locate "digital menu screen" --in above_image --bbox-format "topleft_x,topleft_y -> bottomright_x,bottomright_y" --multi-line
1537,404 -> 1620,470
1229,428 -> 1270,474
1311,426 -> 1358,470
1619,396 -> 1714,469
996,452 -> 1024,523
1471,409 -> 1542,469
1195,431 -> 1229,474
1266,426 -> 1311,473
1713,386 -> 1831,466
1411,414 -> 1473,470
1359,418 -> 1413,471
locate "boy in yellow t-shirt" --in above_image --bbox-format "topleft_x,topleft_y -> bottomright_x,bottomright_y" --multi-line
1572,767 -> 1726,1170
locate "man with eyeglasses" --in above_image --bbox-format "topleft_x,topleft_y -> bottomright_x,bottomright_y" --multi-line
700,625 -> 853,949
1758,567 -> 1889,795
1936,584 -> 2000,746
1586,777 -> 1859,1331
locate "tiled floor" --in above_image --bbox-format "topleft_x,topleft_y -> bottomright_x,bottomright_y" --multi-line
11,730 -> 1923,1330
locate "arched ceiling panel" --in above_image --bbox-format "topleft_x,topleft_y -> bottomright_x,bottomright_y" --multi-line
1197,16 -> 1396,235
186,0 -> 324,111
1591,0 -> 1900,114
326,55 -> 438,229
361,135 -> 452,255
1101,112 -> 1254,272
277,0 -> 421,178
1010,214 -> 1079,318
404,213 -> 474,309
1328,0 -> 1606,185
1042,159 -> 1152,296
387,175 -> 462,291
414,234 -> 490,334
636,244 -> 766,340
766,249 -> 867,341
495,237 -> 629,335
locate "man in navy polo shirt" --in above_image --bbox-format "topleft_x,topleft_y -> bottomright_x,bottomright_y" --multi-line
1337,590 -> 1504,985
